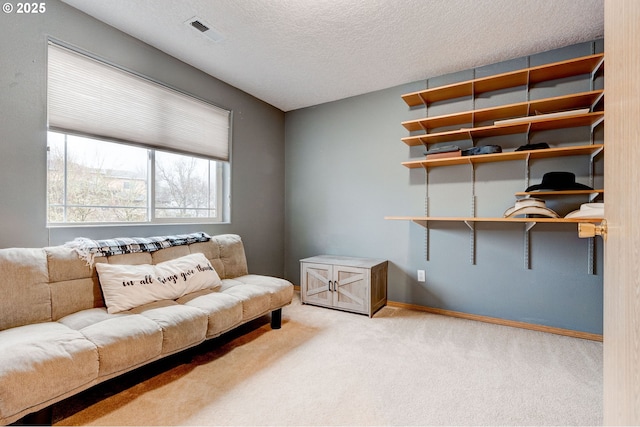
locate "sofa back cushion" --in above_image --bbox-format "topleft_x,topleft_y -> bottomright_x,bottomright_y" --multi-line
46,233 -> 248,320
46,245 -> 105,321
0,248 -> 51,331
192,234 -> 249,279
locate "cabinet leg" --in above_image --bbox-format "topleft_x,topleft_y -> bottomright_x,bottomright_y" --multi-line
270,308 -> 282,329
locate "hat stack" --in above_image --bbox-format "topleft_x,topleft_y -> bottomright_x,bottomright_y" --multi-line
525,171 -> 593,192
504,172 -> 602,219
503,198 -> 559,218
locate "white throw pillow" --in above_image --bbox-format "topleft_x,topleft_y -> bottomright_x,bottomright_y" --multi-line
95,252 -> 222,313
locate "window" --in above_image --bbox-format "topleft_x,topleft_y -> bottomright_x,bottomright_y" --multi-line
46,41 -> 231,226
47,132 -> 229,224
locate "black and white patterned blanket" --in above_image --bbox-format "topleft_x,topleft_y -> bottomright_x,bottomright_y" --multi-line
65,232 -> 211,266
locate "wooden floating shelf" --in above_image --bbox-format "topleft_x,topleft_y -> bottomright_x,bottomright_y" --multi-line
385,216 -> 604,224
402,53 -> 604,107
402,90 -> 604,133
401,112 -> 604,147
515,189 -> 604,197
402,144 -> 604,169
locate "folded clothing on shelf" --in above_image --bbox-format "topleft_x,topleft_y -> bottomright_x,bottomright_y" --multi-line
424,145 -> 460,154
462,145 -> 502,156
425,145 -> 461,159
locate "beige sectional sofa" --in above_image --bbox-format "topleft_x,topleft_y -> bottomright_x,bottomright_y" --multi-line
0,233 -> 293,425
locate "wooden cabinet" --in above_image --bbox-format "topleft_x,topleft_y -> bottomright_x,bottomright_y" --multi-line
300,256 -> 388,317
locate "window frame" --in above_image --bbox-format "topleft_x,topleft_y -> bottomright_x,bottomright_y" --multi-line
150,148 -> 228,225
47,131 -> 231,227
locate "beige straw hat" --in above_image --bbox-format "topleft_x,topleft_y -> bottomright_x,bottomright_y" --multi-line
503,198 -> 559,218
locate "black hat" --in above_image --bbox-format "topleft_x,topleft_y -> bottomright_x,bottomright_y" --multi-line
525,172 -> 593,192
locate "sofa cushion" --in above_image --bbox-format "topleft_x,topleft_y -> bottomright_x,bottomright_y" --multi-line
50,277 -> 104,320
208,234 -> 249,279
76,314 -> 163,377
0,323 -> 98,421
177,290 -> 243,338
221,280 -> 273,321
58,307 -> 125,330
95,253 -> 222,313
129,300 -> 208,355
231,274 -> 294,308
46,246 -> 106,320
108,252 -> 153,265
0,248 -> 51,331
45,245 -> 95,283
187,241 -> 223,274
151,246 -> 191,264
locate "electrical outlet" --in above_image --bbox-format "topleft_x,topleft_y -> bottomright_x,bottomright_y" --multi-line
417,270 -> 425,282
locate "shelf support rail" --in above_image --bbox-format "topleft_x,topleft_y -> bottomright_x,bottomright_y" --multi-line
524,153 -> 531,191
588,236 -> 596,275
523,153 -> 534,269
585,108 -> 601,276
424,171 -> 430,262
467,163 -> 477,265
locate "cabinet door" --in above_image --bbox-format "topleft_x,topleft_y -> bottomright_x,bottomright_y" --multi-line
333,265 -> 369,314
301,263 -> 333,308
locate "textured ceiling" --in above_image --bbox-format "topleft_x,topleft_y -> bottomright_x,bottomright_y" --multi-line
60,0 -> 604,112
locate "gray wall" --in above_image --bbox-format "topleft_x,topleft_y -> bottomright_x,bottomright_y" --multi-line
285,41 -> 604,334
0,0 -> 285,276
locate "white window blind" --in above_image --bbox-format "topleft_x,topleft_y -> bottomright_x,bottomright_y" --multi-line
47,42 -> 230,161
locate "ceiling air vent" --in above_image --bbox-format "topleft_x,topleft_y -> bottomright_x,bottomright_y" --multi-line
190,20 -> 209,33
185,17 -> 225,42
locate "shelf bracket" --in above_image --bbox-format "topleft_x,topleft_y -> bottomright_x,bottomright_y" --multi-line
524,222 -> 536,269
589,149 -> 599,193
590,57 -> 605,91
590,146 -> 604,161
591,91 -> 605,111
591,116 -> 605,134
588,125 -> 604,193
463,220 -> 477,265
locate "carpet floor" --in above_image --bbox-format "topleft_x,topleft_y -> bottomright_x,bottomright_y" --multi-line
53,293 -> 602,426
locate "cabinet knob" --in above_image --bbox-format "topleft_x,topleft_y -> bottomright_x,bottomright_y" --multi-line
578,219 -> 607,241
